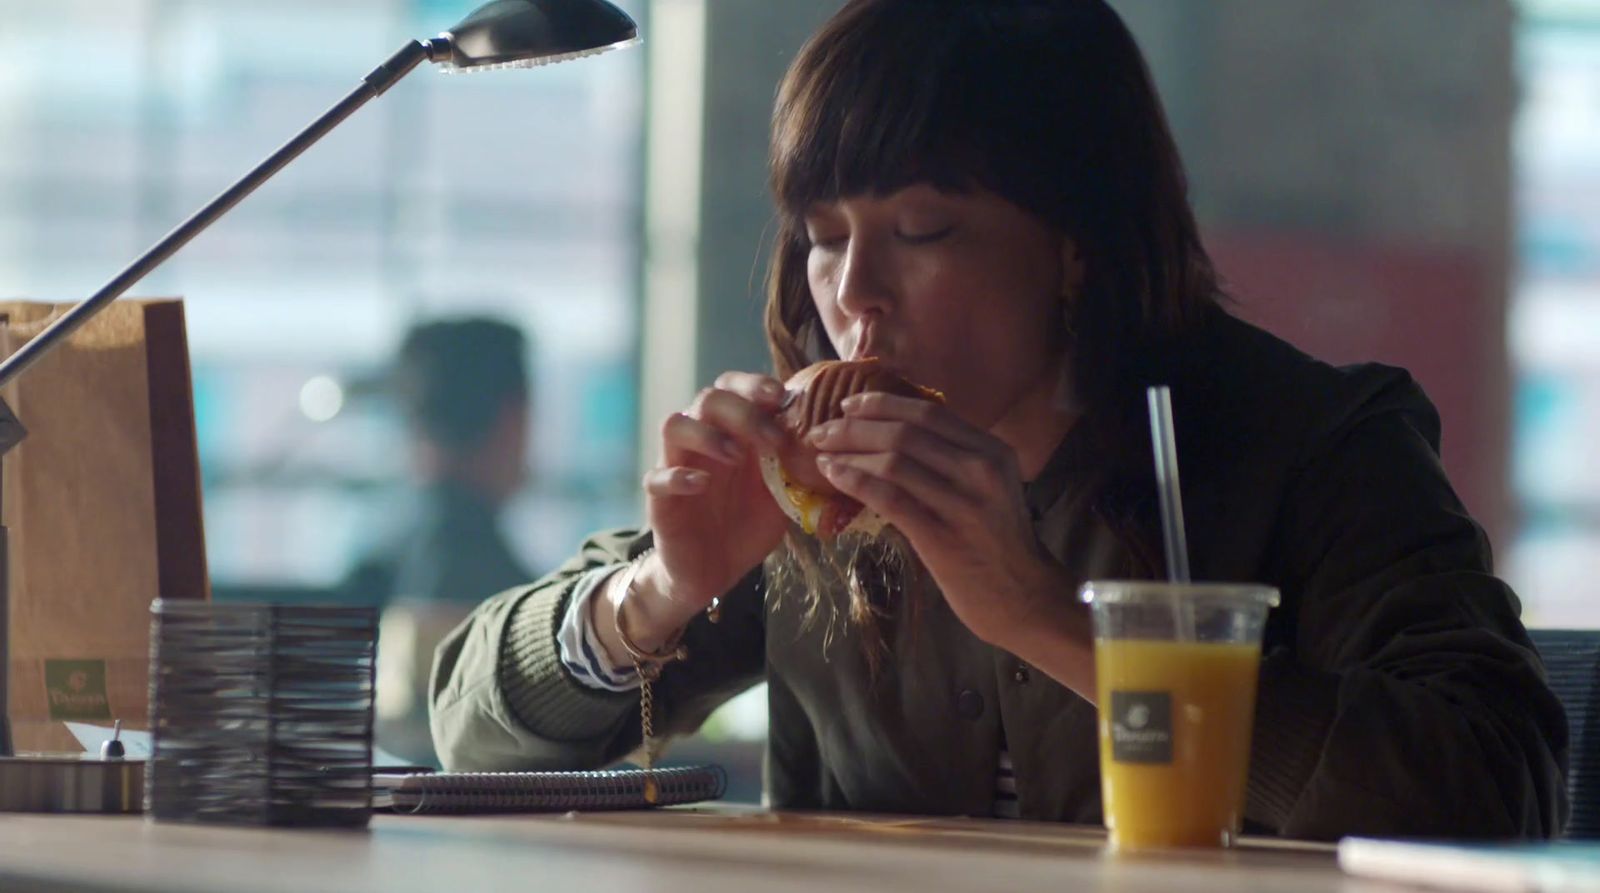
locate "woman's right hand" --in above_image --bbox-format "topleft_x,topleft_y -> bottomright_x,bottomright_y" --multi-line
614,372 -> 792,643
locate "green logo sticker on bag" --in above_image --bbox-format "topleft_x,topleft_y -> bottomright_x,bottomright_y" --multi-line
44,659 -> 112,720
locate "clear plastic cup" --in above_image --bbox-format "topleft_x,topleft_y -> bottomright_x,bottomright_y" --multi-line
1080,580 -> 1280,851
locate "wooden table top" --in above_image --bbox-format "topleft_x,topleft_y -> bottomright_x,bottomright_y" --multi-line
0,805 -> 1385,893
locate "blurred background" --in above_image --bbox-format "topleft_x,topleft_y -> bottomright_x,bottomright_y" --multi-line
1,0 -> 1597,796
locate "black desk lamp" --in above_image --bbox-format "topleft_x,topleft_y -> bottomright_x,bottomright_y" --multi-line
0,0 -> 639,811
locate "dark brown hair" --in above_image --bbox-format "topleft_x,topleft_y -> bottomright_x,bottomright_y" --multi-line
396,317 -> 528,452
763,0 -> 1218,659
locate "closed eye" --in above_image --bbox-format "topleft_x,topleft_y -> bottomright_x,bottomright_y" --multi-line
808,235 -> 847,250
897,225 -> 955,245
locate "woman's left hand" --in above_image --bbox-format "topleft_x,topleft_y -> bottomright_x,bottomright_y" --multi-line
807,390 -> 1069,648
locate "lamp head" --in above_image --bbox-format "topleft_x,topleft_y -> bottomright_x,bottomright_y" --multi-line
429,0 -> 639,72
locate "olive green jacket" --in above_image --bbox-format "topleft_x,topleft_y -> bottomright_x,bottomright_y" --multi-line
430,311 -> 1568,840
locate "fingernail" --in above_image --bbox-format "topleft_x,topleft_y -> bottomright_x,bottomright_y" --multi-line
683,469 -> 709,486
806,423 -> 832,447
759,380 -> 783,400
816,454 -> 835,471
719,437 -> 744,463
841,394 -> 864,412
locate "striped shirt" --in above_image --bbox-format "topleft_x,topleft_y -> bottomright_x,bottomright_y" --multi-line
993,749 -> 1020,818
555,567 -> 641,692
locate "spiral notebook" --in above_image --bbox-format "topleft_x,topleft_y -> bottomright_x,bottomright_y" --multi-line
374,765 -> 727,814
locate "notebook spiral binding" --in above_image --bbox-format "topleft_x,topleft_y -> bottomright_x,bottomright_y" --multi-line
146,601 -> 377,828
392,765 -> 727,814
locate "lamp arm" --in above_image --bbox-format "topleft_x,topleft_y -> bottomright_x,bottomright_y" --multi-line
0,38 -> 438,390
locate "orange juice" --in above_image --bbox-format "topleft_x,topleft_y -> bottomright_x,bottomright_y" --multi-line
1094,639 -> 1261,850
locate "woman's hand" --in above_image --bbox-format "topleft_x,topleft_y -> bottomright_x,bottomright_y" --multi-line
807,391 -> 1095,690
637,372 -> 793,616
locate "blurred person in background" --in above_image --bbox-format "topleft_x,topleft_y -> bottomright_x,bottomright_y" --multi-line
341,316 -> 534,608
340,316 -> 536,765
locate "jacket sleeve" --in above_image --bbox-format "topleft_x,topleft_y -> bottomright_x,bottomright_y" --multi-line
429,528 -> 767,771
1244,373 -> 1569,840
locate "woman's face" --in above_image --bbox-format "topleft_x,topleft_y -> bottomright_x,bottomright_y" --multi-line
804,184 -> 1080,432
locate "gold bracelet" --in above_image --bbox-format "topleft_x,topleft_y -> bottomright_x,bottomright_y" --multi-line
610,549 -> 726,804
613,551 -> 691,675
612,549 -> 687,804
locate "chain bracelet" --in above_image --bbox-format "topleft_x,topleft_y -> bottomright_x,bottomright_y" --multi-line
613,547 -> 726,804
637,662 -> 659,803
614,550 -> 682,804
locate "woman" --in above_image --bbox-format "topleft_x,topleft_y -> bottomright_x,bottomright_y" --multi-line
430,0 -> 1567,839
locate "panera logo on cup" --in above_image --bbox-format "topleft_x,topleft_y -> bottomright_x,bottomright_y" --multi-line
1110,691 -> 1173,764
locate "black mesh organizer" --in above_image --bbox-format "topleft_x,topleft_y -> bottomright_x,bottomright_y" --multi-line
146,601 -> 377,828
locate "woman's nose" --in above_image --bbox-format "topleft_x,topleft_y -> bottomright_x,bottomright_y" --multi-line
834,239 -> 894,318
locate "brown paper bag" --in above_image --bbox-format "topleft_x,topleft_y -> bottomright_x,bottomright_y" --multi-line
0,299 -> 207,752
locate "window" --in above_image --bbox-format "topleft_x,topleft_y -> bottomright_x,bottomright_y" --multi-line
1508,1 -> 1600,627
0,0 -> 646,590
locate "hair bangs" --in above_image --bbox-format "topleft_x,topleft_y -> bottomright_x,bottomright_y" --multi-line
770,5 -> 986,220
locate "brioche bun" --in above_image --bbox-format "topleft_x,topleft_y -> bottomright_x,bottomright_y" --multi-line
759,359 -> 941,539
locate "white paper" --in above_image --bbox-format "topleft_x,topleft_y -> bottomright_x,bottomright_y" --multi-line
64,721 -> 417,768
64,722 -> 153,759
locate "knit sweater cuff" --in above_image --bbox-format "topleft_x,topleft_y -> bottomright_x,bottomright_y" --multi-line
497,573 -> 637,742
1247,651 -> 1341,829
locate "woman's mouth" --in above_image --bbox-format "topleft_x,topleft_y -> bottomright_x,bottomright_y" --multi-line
850,322 -> 883,362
